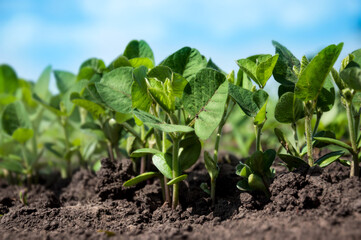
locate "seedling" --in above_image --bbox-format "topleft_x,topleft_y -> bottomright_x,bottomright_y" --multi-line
19,188 -> 28,205
315,49 -> 361,177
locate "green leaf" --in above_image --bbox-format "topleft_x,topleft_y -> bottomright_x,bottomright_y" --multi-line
12,128 -> 33,144
147,78 -> 175,113
131,66 -> 152,112
130,148 -> 162,158
172,73 -> 188,98
274,92 -> 304,123
331,68 -> 347,91
316,75 -> 335,112
79,58 -> 106,74
108,55 -> 131,71
71,94 -> 105,119
263,149 -> 276,171
256,54 -> 279,88
133,108 -> 194,133
0,64 -> 19,94
340,67 -> 361,91
32,93 -> 65,116
248,151 -> 265,176
167,174 -> 187,185
34,65 -> 51,99
183,68 -> 228,140
1,101 -> 31,136
229,84 -> 258,117
272,40 -> 300,85
0,159 -> 24,173
253,90 -> 269,125
278,85 -> 295,97
179,134 -> 201,171
207,58 -> 224,73
96,67 -> 133,114
152,153 -> 173,179
200,182 -> 211,195
148,66 -> 173,82
340,54 -> 355,72
204,151 -> 219,180
237,179 -> 252,192
278,154 -> 308,169
54,70 -> 77,94
236,162 -> 252,178
315,151 -> 344,168
129,57 -> 154,69
313,137 -> 353,153
237,69 -> 253,89
123,172 -> 160,187
123,40 -> 154,62
236,59 -> 257,84
160,47 -> 207,80
295,43 -> 343,101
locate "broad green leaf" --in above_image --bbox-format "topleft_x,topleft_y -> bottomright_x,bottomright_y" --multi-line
71,93 -> 105,119
133,109 -> 194,133
340,54 -> 355,72
0,64 -> 19,94
256,54 -> 279,88
147,78 -> 175,113
12,128 -> 33,144
131,66 -> 152,112
278,154 -> 308,169
123,40 -> 154,62
236,162 -> 252,178
316,75 -> 335,112
62,80 -> 89,115
179,134 -> 201,171
340,67 -> 361,91
123,172 -> 160,187
236,59 -> 257,84
96,67 -> 133,114
272,40 -> 300,85
172,73 -> 188,98
0,159 -> 24,173
167,174 -> 187,185
295,43 -> 343,101
34,65 -> 51,99
152,153 -> 173,179
263,149 -> 276,171
79,58 -> 106,74
237,69 -> 253,89
274,92 -> 304,123
0,93 -> 17,105
129,57 -> 154,69
248,151 -> 265,176
115,112 -> 133,124
313,137 -> 353,153
351,49 -> 361,65
274,128 -> 299,156
229,84 -> 258,117
315,151 -> 344,168
1,101 -> 31,135
54,70 -> 77,94
160,47 -> 207,80
278,84 -> 295,97
108,55 -> 131,71
204,151 -> 219,180
182,68 -> 228,140
148,66 -> 173,82
130,148 -> 162,158
207,58 -> 224,73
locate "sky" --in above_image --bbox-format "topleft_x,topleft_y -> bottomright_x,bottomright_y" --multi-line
0,0 -> 360,92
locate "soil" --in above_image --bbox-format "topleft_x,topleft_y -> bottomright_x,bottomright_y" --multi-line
1,154 -> 361,240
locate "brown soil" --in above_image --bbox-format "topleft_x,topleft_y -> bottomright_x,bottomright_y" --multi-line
0,156 -> 361,240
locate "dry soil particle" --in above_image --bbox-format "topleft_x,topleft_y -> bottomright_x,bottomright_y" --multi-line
0,157 -> 361,240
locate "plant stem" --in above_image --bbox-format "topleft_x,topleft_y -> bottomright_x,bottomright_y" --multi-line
21,144 -> 31,187
210,177 -> 216,206
346,100 -> 359,177
162,131 -> 171,205
107,142 -> 115,162
140,125 -> 146,174
115,146 -> 122,161
305,107 -> 314,166
172,137 -> 180,209
255,124 -> 263,152
122,122 -> 142,141
312,109 -> 322,137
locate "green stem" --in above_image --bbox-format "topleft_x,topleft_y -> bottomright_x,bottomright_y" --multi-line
346,101 -> 359,177
255,124 -> 263,152
211,178 -> 216,206
312,109 -> 322,137
162,131 -> 171,205
172,137 -> 180,209
305,108 -> 314,167
21,144 -> 31,187
115,146 -> 122,161
122,122 -> 142,141
107,141 -> 115,162
291,122 -> 299,154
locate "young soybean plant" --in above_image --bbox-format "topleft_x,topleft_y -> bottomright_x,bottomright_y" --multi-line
316,49 -> 361,177
272,41 -> 344,169
229,54 -> 279,196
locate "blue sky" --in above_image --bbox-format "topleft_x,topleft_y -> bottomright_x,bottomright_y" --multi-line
0,0 -> 360,92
